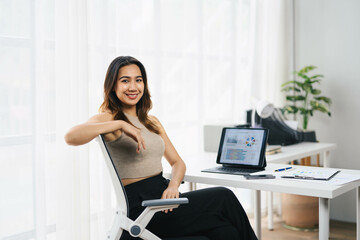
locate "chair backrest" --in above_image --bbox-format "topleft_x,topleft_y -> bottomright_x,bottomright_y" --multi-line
97,135 -> 129,216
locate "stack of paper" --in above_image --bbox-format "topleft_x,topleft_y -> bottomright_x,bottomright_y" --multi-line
266,145 -> 282,155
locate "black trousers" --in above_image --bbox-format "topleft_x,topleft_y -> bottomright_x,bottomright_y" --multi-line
121,173 -> 258,240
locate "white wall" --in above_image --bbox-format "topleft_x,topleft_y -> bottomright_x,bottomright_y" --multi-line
294,0 -> 360,222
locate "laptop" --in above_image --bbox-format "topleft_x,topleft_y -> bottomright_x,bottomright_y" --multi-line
202,127 -> 269,176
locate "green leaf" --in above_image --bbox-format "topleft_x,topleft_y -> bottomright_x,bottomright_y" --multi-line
297,72 -> 310,81
310,100 -> 318,107
310,79 -> 321,84
310,101 -> 330,113
281,80 -> 303,88
298,65 -> 317,74
282,105 -> 299,114
298,107 -> 309,115
286,95 -> 306,102
310,74 -> 324,79
311,89 -> 321,95
281,86 -> 301,92
314,96 -> 332,105
303,84 -> 312,93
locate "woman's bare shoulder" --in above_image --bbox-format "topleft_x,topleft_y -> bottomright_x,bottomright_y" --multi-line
148,115 -> 165,132
148,114 -> 160,123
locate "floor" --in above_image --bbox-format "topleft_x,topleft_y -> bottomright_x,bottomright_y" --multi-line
249,215 -> 356,240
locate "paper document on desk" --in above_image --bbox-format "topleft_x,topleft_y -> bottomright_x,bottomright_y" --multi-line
324,173 -> 360,185
281,173 -> 360,185
281,168 -> 340,180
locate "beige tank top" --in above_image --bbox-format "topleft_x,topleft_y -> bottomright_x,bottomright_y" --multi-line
106,114 -> 165,179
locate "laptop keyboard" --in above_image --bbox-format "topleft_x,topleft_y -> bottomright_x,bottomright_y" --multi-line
202,166 -> 261,176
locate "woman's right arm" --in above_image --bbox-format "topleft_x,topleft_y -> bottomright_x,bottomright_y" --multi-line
64,113 -> 146,152
64,113 -> 121,146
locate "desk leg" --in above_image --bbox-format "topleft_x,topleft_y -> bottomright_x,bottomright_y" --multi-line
254,190 -> 261,240
189,182 -> 197,191
267,192 -> 273,230
357,187 -> 359,240
324,150 -> 330,168
319,198 -> 329,240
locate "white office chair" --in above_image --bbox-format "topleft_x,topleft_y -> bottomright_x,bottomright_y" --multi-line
97,135 -> 207,240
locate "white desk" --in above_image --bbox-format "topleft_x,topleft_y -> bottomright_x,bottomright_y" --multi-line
179,142 -> 337,231
266,142 -> 337,167
164,163 -> 360,240
265,142 -> 336,230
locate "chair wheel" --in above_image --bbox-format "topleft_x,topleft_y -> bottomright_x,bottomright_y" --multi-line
130,225 -> 141,236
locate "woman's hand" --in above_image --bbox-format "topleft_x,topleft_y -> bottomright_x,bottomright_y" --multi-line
120,121 -> 146,153
161,182 -> 180,213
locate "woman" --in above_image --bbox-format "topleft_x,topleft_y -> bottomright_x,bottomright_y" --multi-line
65,56 -> 258,240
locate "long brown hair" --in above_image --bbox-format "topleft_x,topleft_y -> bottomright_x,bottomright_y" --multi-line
99,56 -> 160,134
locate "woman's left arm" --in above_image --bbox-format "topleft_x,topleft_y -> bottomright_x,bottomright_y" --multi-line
151,116 -> 186,201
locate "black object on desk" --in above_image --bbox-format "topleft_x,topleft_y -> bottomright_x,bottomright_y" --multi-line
244,174 -> 275,180
246,109 -> 317,146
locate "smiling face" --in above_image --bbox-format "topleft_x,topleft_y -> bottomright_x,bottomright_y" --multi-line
114,64 -> 144,112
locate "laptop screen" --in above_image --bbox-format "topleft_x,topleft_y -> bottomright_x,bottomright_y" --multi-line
216,128 -> 268,167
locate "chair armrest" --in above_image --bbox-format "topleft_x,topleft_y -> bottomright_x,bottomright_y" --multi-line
130,197 -> 188,238
141,197 -> 189,207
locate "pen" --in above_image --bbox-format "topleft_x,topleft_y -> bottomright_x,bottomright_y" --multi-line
274,167 -> 292,172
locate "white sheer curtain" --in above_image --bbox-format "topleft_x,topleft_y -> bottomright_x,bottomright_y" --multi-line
248,0 -> 292,107
0,0 -> 291,239
246,0 -> 293,217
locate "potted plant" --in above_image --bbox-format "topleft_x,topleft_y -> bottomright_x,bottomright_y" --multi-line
280,65 -> 332,230
281,65 -> 332,130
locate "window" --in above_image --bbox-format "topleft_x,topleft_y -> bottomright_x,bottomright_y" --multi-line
1,0 -> 252,239
0,0 -> 56,239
